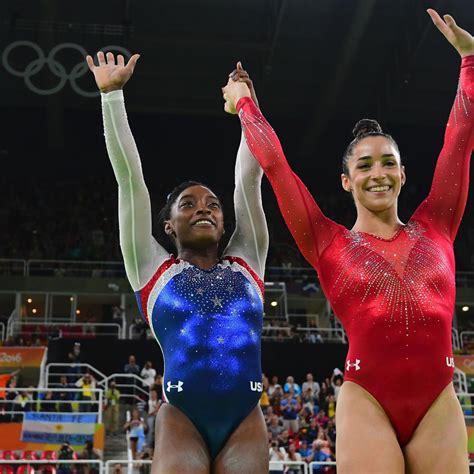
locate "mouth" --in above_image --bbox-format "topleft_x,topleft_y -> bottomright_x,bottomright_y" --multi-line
191,218 -> 216,227
366,185 -> 392,193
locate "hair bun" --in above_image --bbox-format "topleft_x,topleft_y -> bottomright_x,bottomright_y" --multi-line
352,119 -> 382,138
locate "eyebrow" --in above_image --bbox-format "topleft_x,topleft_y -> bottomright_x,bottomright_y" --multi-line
178,194 -> 219,201
357,154 -> 396,162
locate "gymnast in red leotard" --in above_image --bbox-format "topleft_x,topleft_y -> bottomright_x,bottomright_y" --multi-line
223,9 -> 473,474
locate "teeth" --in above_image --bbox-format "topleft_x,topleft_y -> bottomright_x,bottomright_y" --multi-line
194,220 -> 213,225
368,186 -> 390,192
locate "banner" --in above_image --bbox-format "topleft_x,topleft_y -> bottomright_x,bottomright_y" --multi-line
21,412 -> 97,445
0,347 -> 47,368
454,355 -> 474,375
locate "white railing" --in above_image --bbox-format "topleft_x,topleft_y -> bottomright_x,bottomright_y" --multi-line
26,260 -> 126,278
6,308 -> 19,339
270,460 -> 309,473
1,258 -> 473,286
0,460 -> 104,471
454,369 -> 469,396
452,327 -> 460,351
9,321 -> 123,339
46,363 -> 108,390
1,387 -> 104,423
262,326 -> 346,343
105,373 -> 149,404
0,259 -> 27,276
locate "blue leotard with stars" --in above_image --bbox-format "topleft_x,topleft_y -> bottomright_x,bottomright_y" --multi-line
135,254 -> 264,458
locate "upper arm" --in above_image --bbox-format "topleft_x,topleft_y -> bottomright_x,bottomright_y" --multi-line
102,90 -> 169,290
223,133 -> 269,279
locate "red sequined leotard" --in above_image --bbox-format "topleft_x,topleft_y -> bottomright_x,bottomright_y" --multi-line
237,56 -> 474,445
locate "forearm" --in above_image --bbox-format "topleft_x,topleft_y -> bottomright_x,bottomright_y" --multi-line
225,133 -> 268,278
415,55 -> 474,239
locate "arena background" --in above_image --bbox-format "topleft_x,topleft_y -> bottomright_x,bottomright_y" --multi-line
0,0 -> 473,471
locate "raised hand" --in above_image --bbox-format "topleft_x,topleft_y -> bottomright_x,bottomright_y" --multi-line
86,51 -> 140,93
427,9 -> 474,58
222,75 -> 251,115
228,61 -> 259,108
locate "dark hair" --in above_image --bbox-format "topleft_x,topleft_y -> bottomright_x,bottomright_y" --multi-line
342,119 -> 400,176
156,180 -> 222,254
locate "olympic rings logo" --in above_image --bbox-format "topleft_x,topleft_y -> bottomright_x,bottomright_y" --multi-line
2,41 -> 131,97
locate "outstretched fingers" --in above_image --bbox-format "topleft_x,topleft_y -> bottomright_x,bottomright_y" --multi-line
125,54 -> 140,74
86,55 -> 95,72
106,52 -> 115,65
97,51 -> 106,67
427,9 -> 453,40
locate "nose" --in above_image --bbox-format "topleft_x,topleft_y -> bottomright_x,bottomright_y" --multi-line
196,204 -> 212,215
371,162 -> 386,180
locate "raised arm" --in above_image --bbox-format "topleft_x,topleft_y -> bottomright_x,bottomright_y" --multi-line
222,63 -> 269,279
222,81 -> 340,270
87,52 -> 169,290
412,11 -> 474,240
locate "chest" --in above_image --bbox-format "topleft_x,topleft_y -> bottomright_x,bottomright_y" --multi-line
319,222 -> 455,316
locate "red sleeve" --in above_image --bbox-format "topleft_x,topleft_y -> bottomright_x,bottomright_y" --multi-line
236,97 -> 341,269
412,55 -> 474,241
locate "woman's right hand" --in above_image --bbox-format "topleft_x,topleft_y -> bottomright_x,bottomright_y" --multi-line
86,51 -> 140,93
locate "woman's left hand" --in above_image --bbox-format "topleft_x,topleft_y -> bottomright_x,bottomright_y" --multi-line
427,9 -> 474,58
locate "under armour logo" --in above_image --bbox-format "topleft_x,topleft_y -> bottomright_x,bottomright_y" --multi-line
346,359 -> 361,371
166,381 -> 184,392
446,357 -> 455,368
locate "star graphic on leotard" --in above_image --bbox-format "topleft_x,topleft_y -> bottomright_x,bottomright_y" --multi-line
211,296 -> 223,308
249,329 -> 255,336
225,285 -> 234,294
196,288 -> 204,296
217,337 -> 225,344
180,328 -> 186,335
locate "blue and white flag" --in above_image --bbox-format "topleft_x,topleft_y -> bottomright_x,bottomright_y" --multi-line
21,412 -> 97,445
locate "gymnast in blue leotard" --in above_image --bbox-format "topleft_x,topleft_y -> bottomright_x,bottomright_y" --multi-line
87,53 -> 269,473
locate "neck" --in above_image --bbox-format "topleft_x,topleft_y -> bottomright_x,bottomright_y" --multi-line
177,245 -> 220,269
352,201 -> 404,237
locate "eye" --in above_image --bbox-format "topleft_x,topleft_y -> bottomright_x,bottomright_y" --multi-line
179,201 -> 194,208
209,201 -> 221,209
385,161 -> 396,167
357,163 -> 370,170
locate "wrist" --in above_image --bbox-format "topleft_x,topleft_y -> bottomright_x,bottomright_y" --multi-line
100,86 -> 123,94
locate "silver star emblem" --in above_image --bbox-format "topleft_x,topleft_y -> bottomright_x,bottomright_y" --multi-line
217,337 -> 225,344
180,328 -> 186,335
226,286 -> 234,294
196,288 -> 204,296
212,296 -> 223,308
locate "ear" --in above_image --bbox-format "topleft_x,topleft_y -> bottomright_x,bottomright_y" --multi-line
341,173 -> 351,193
164,221 -> 175,236
401,165 -> 406,186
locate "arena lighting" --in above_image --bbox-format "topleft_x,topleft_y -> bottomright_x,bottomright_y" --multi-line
70,296 -> 74,301
32,308 -> 37,314
76,309 -> 81,315
27,298 -> 32,303
462,306 -> 470,312
270,301 -> 278,307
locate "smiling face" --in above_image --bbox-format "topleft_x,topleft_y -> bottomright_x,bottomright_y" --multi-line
341,135 -> 405,214
165,185 -> 224,251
